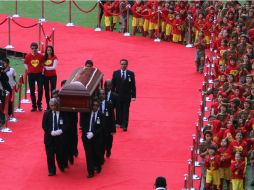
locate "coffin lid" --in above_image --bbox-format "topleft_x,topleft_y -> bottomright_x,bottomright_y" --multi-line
59,67 -> 103,96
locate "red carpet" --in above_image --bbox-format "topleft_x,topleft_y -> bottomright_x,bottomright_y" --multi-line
0,15 -> 202,190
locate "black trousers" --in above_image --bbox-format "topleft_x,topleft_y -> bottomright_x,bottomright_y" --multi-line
44,75 -> 57,109
116,99 -> 130,129
105,133 -> 113,154
28,73 -> 43,108
82,136 -> 102,175
45,139 -> 65,174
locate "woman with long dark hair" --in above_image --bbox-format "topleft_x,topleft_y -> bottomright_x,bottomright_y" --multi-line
44,45 -> 58,110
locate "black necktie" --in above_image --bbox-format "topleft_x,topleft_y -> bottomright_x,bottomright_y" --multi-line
54,111 -> 58,130
121,71 -> 125,80
91,112 -> 95,130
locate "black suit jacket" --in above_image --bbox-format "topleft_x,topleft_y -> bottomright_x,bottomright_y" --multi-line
112,70 -> 136,101
42,110 -> 66,146
80,111 -> 104,140
100,98 -> 117,133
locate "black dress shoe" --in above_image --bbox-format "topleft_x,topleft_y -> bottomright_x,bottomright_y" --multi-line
31,107 -> 37,112
123,128 -> 127,132
38,107 -> 42,112
87,173 -> 94,178
95,167 -> 101,174
106,151 -> 111,158
59,167 -> 65,172
74,151 -> 79,157
69,157 -> 74,165
48,172 -> 56,176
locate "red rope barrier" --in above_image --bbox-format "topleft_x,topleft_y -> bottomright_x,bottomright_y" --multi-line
50,0 -> 65,4
0,18 -> 7,26
12,18 -> 38,28
41,24 -> 46,37
72,0 -> 98,14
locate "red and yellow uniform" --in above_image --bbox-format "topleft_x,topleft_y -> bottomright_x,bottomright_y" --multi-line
216,46 -> 228,65
148,9 -> 158,31
142,4 -> 151,35
230,140 -> 248,158
131,2 -> 144,27
203,20 -> 214,45
230,160 -> 245,190
172,17 -> 185,42
165,13 -> 175,37
161,7 -> 169,34
212,120 -> 223,146
204,155 -> 221,187
225,63 -> 239,79
194,18 -> 205,41
24,53 -> 44,74
218,147 -> 232,181
44,56 -> 57,77
103,2 -> 113,30
112,1 -> 120,25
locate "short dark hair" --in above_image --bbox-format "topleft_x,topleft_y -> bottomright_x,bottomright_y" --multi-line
85,60 -> 93,66
155,176 -> 167,188
30,42 -> 38,48
2,58 -> 9,64
120,59 -> 128,65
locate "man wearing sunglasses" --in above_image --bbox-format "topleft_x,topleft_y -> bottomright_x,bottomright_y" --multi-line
24,42 -> 44,112
80,99 -> 104,178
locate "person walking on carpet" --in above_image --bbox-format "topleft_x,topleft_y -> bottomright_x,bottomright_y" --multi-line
111,59 -> 136,132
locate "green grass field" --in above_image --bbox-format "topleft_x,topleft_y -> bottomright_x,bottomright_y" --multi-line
0,0 -> 98,27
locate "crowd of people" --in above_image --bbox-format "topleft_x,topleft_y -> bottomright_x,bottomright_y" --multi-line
22,41 -> 137,177
0,56 -> 17,127
99,0 -> 254,45
3,0 -> 254,188
190,1 -> 254,190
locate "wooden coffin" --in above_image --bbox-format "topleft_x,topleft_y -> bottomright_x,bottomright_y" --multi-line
59,67 -> 103,112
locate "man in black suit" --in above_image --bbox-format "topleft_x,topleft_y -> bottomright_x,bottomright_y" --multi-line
42,98 -> 66,176
112,59 -> 136,131
98,86 -> 117,158
104,80 -> 118,156
80,99 -> 104,178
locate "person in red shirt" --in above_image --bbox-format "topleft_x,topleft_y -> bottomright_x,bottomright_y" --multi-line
172,13 -> 185,43
218,138 -> 232,190
131,0 -> 144,36
194,12 -> 205,42
204,145 -> 221,190
44,45 -> 58,110
230,153 -> 245,190
148,3 -> 158,39
103,1 -> 114,31
24,42 -> 44,112
230,131 -> 248,158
